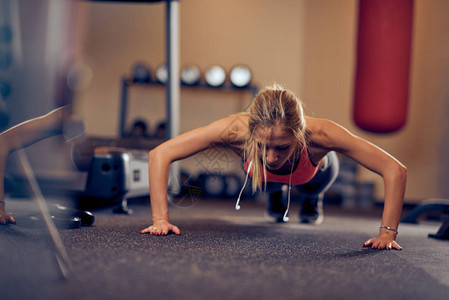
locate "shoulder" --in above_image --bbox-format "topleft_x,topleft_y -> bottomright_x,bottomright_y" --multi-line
207,113 -> 248,134
305,117 -> 342,133
305,117 -> 356,150
204,113 -> 249,145
219,113 -> 248,130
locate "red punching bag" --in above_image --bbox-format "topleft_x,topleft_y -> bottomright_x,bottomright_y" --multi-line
353,0 -> 414,133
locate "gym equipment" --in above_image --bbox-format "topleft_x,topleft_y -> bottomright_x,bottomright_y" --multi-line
29,215 -> 82,229
79,147 -> 150,214
51,216 -> 82,229
230,65 -> 252,88
0,50 -> 13,70
180,64 -> 201,86
429,219 -> 449,240
204,65 -> 227,87
132,62 -> 152,83
0,81 -> 11,99
199,173 -> 225,197
54,204 -> 95,226
198,173 -> 243,198
153,121 -> 167,138
401,198 -> 449,240
0,99 -> 9,129
155,64 -> 168,84
223,174 -> 243,198
353,0 -> 413,133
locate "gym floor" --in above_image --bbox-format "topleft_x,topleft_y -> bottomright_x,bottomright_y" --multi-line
1,196 -> 448,300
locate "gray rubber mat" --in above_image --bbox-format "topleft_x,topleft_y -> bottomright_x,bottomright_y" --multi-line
1,197 -> 448,300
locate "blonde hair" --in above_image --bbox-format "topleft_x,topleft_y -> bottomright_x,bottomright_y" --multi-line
245,84 -> 307,192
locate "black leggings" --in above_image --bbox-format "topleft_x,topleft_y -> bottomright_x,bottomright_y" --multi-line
267,151 -> 340,201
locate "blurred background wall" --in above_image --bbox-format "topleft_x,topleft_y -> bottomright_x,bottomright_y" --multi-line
71,0 -> 449,203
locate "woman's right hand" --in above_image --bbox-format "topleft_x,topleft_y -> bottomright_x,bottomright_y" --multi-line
140,219 -> 181,236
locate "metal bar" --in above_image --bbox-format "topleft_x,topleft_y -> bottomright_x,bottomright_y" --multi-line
119,77 -> 128,137
166,0 -> 180,141
166,0 -> 180,194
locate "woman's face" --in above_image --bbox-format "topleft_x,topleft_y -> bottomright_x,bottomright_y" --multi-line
254,125 -> 297,171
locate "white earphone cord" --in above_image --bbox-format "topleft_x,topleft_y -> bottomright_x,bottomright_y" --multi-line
283,152 -> 297,222
235,161 -> 252,211
282,172 -> 293,222
235,159 -> 292,223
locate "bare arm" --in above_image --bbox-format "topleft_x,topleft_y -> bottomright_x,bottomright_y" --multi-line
310,119 -> 407,250
0,106 -> 71,224
140,115 -> 246,235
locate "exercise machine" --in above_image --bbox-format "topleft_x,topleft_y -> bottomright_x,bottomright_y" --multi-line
72,141 -> 151,214
401,198 -> 449,240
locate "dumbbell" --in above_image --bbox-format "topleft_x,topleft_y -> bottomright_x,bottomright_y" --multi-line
54,204 -> 95,226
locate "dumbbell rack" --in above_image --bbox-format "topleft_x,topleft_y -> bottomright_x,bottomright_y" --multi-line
118,79 -> 259,138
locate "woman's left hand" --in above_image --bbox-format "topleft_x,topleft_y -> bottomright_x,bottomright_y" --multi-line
363,233 -> 402,250
0,211 -> 16,225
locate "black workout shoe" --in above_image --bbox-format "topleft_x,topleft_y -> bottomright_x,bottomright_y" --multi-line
299,196 -> 324,225
268,190 -> 287,223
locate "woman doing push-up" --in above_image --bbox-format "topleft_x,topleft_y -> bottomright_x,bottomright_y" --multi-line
140,84 -> 406,250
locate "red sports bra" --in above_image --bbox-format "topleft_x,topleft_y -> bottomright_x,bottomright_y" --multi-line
242,147 -> 319,185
